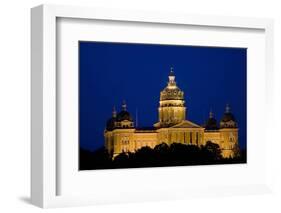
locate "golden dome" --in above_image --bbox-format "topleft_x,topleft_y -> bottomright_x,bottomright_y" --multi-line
160,67 -> 184,101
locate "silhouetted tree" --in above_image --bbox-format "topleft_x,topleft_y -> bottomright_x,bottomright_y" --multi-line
113,152 -> 130,168
79,147 -> 111,170
79,141 -> 246,170
233,143 -> 241,158
154,143 -> 170,165
134,146 -> 156,167
154,143 -> 169,153
203,141 -> 222,161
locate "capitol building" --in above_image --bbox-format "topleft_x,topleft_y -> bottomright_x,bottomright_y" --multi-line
104,68 -> 239,158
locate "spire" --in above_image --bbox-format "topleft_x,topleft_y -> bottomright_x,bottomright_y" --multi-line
112,106 -> 117,118
169,67 -> 175,76
122,100 -> 127,111
209,109 -> 214,118
225,104 -> 231,113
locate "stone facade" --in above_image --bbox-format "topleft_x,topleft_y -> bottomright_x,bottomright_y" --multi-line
104,68 -> 239,158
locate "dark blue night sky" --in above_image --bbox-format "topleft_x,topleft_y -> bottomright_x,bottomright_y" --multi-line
79,41 -> 247,152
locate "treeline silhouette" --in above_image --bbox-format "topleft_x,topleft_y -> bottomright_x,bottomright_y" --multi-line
79,142 -> 246,170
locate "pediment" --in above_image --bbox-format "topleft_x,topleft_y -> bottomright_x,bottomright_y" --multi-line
171,120 -> 202,128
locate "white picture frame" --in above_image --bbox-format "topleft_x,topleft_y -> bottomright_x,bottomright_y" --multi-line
31,4 -> 274,208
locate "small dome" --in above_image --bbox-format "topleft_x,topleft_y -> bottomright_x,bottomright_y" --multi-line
116,110 -> 133,122
205,117 -> 218,130
220,105 -> 237,128
106,117 -> 116,131
205,111 -> 218,130
221,112 -> 236,123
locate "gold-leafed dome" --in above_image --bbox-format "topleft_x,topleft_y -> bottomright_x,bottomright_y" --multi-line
160,67 -> 184,101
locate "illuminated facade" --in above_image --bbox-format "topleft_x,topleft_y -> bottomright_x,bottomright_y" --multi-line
104,68 -> 239,158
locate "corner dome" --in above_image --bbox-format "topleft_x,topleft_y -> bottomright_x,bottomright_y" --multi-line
106,117 -> 116,131
220,105 -> 237,128
116,110 -> 133,121
205,111 -> 218,130
221,112 -> 236,123
205,118 -> 218,130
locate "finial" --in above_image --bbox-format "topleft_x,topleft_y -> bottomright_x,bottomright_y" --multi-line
169,67 -> 175,76
209,109 -> 214,118
112,106 -> 117,118
225,104 -> 231,113
122,100 -> 127,111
